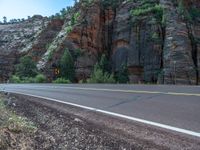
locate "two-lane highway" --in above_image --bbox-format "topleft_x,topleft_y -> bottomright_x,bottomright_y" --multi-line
1,84 -> 200,137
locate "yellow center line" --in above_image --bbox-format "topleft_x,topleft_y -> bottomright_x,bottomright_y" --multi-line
59,87 -> 200,97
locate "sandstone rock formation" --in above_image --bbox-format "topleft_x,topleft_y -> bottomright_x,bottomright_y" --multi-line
0,16 -> 48,82
0,0 -> 199,85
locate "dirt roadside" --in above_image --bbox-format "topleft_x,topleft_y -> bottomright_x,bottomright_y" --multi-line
0,92 -> 199,150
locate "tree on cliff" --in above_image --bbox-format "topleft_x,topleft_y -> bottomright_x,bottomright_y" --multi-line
3,16 -> 7,24
59,49 -> 75,81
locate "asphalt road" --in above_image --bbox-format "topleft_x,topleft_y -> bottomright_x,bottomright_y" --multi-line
1,84 -> 200,136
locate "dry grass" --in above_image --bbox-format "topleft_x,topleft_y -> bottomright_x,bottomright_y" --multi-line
0,94 -> 37,149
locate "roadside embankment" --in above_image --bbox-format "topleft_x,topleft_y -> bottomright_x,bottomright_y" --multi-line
0,92 -> 199,149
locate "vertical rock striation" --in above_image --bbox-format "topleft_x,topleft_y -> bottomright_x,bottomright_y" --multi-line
160,0 -> 197,85
0,0 -> 199,84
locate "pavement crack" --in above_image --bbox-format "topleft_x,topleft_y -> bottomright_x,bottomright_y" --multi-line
106,96 -> 141,109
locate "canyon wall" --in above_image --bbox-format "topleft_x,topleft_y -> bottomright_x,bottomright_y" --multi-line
0,0 -> 199,84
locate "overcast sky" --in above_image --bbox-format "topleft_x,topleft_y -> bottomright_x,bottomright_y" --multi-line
0,0 -> 74,21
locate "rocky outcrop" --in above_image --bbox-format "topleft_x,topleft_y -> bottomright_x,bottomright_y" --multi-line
0,0 -> 199,85
160,0 -> 197,85
28,19 -> 64,62
0,52 -> 19,82
0,16 -> 48,82
112,1 -> 163,83
188,0 -> 200,84
66,1 -> 104,80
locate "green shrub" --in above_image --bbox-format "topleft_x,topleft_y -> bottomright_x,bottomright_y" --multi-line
79,79 -> 87,84
66,26 -> 73,33
53,78 -> 71,84
10,73 -> 46,83
130,2 -> 164,25
10,75 -> 21,83
87,68 -> 116,83
15,56 -> 37,78
21,77 -> 35,83
189,7 -> 200,21
81,0 -> 94,7
0,98 -> 37,134
115,65 -> 129,83
35,74 -> 46,83
87,53 -> 115,83
74,48 -> 82,58
131,4 -> 163,16
71,12 -> 80,26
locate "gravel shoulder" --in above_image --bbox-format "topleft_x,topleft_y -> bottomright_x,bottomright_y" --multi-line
0,92 -> 199,150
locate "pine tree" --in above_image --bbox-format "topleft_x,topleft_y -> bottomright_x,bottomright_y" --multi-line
59,49 -> 75,81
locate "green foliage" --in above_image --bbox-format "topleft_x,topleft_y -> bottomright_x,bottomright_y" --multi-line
87,66 -> 116,83
53,78 -> 71,84
189,7 -> 200,21
10,75 -> 21,83
65,12 -> 80,34
6,115 -> 37,133
59,49 -> 75,81
21,77 -> 36,83
177,0 -> 198,22
81,0 -> 94,7
115,65 -> 129,83
66,26 -> 73,33
15,56 -> 38,78
35,74 -> 46,83
87,54 -> 115,83
50,6 -> 73,20
10,74 -> 46,83
177,0 -> 191,21
0,98 -> 37,134
177,0 -> 185,16
74,48 -> 83,58
96,54 -> 110,72
71,12 -> 80,26
131,4 -> 163,18
130,2 -> 164,25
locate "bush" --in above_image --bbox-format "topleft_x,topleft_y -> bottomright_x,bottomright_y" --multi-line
87,68 -> 116,83
35,74 -> 46,83
66,26 -> 73,33
130,3 -> 164,25
15,56 -> 37,78
115,65 -> 129,83
10,75 -> 21,83
87,54 -> 115,83
10,74 -> 46,83
53,78 -> 71,84
21,77 -> 35,83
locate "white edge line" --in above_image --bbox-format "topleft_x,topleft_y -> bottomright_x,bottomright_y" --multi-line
5,90 -> 200,138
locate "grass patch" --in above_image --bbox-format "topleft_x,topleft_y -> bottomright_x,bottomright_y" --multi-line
53,78 -> 71,84
0,95 -> 37,133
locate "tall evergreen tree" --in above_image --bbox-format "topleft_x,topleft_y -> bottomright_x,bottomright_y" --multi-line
3,16 -> 7,24
59,49 -> 75,81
